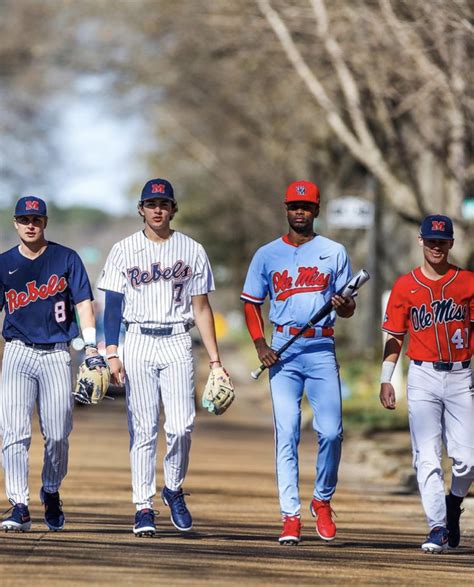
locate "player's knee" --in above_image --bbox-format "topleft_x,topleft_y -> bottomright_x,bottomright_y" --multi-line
452,450 -> 474,478
166,423 -> 194,440
318,430 -> 343,445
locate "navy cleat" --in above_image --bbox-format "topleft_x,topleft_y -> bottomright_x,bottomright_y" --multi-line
421,526 -> 448,553
40,487 -> 65,531
2,502 -> 32,532
446,493 -> 464,548
161,487 -> 193,531
133,508 -> 156,537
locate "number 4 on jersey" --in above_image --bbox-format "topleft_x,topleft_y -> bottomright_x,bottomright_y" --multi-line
451,328 -> 468,349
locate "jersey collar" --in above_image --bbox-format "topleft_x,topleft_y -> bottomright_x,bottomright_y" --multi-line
413,265 -> 458,286
282,233 -> 317,248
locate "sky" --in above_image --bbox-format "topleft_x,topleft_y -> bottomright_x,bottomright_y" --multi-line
50,76 -> 151,216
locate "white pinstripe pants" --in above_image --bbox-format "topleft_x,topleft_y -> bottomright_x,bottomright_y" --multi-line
124,331 -> 195,508
0,340 -> 73,505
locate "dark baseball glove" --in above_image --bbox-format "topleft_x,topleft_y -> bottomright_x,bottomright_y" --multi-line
73,354 -> 111,405
201,366 -> 235,415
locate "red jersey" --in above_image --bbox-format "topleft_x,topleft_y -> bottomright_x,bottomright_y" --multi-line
382,266 -> 474,362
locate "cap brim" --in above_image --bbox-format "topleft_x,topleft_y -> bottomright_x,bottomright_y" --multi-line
420,234 -> 453,240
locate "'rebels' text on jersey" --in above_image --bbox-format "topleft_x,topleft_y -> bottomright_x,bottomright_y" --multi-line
382,266 -> 474,362
97,230 -> 214,327
0,242 -> 93,344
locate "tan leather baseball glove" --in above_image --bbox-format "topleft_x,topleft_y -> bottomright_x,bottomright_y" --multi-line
201,366 -> 235,415
73,355 -> 111,405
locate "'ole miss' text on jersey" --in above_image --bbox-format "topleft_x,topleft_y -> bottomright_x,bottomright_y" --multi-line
241,234 -> 352,328
383,266 -> 474,362
0,242 -> 93,344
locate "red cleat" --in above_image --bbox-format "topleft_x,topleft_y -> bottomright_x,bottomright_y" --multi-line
279,514 -> 302,545
310,498 -> 336,541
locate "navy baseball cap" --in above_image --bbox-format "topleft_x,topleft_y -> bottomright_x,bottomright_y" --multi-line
140,178 -> 175,203
15,196 -> 47,217
420,214 -> 454,240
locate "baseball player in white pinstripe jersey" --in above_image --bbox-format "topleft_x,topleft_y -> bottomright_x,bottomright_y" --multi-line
98,178 -> 228,536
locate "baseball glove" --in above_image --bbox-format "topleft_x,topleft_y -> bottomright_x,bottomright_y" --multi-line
73,355 -> 111,405
202,366 -> 235,415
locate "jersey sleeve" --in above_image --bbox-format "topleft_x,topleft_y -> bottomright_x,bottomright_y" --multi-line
240,248 -> 269,305
189,246 -> 215,296
333,245 -> 353,292
67,251 -> 94,304
97,244 -> 127,294
382,277 -> 409,335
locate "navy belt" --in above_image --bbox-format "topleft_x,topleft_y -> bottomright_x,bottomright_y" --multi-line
413,360 -> 470,372
5,338 -> 58,350
140,326 -> 173,336
125,323 -> 191,336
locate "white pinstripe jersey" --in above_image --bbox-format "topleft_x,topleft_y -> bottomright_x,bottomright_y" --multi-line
97,230 -> 215,327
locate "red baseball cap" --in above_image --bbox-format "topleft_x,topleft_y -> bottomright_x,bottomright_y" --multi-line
284,181 -> 320,205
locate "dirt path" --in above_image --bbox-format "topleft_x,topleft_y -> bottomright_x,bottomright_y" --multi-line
0,352 -> 472,586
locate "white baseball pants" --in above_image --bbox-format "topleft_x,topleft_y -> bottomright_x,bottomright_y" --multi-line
0,340 -> 72,505
407,361 -> 473,529
123,331 -> 195,509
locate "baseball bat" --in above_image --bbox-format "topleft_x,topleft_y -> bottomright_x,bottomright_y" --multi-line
250,269 -> 370,380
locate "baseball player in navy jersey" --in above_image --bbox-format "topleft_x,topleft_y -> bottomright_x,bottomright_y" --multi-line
241,181 -> 356,545
380,215 -> 473,553
98,178 -> 228,537
0,196 -> 101,532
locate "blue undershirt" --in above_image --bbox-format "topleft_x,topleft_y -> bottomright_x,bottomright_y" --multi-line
104,290 -> 124,346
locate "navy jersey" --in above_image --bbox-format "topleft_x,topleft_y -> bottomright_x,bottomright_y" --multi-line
0,242 -> 93,344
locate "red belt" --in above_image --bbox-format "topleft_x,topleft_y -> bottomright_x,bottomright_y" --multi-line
275,325 -> 334,338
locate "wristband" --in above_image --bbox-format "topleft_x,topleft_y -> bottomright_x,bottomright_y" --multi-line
380,360 -> 396,384
209,360 -> 221,368
82,327 -> 97,346
106,353 -> 120,360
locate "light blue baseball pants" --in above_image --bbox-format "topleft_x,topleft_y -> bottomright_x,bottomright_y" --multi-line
269,333 -> 343,516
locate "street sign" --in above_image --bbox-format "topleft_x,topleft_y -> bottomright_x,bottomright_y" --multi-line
326,196 -> 374,229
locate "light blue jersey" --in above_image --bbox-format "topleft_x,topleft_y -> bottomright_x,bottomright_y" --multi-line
242,232 -> 354,516
241,234 -> 352,328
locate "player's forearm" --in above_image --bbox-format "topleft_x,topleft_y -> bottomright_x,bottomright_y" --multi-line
76,299 -> 95,329
382,334 -> 404,363
192,295 -> 220,363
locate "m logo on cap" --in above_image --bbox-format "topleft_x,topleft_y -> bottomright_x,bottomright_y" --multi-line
296,185 -> 306,195
25,200 -> 40,211
432,221 -> 445,231
151,183 -> 166,194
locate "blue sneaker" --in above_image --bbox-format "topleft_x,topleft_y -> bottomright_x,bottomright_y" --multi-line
161,487 -> 193,531
40,487 -> 65,531
2,502 -> 32,532
133,508 -> 156,537
421,526 -> 448,553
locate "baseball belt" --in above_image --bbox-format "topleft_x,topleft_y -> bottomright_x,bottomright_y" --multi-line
275,325 -> 334,338
125,323 -> 192,336
5,338 -> 65,351
413,359 -> 470,372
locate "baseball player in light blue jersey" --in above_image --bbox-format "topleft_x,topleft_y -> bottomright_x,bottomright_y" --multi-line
242,181 -> 356,545
98,178 -> 229,537
0,196 -> 101,532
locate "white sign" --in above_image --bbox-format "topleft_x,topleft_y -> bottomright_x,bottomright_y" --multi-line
326,196 -> 374,229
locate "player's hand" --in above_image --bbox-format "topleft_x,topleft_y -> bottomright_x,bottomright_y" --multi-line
331,294 -> 355,317
379,383 -> 396,410
108,357 -> 125,387
254,338 -> 279,367
85,346 -> 104,371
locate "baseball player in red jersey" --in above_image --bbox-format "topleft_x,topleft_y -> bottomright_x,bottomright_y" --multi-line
380,215 -> 473,553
